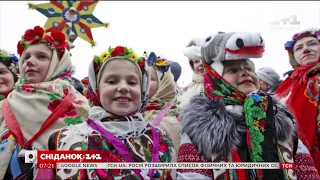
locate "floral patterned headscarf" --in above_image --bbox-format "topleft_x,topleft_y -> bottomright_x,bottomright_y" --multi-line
200,32 -> 294,179
87,46 -> 150,114
144,52 -> 176,117
1,26 -> 90,150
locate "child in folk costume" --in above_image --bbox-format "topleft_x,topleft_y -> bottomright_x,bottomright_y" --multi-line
49,46 -> 176,179
0,26 -> 90,179
275,29 -> 320,172
143,52 -> 181,152
0,49 -> 19,100
177,40 -> 205,110
177,32 -> 319,179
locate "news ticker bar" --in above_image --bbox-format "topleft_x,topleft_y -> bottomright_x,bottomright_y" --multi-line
53,162 -> 294,169
25,150 -> 294,170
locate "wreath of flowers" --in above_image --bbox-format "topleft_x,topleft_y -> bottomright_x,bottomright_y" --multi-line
144,51 -> 170,73
17,26 -> 69,59
285,29 -> 320,50
93,46 -> 146,73
0,49 -> 19,74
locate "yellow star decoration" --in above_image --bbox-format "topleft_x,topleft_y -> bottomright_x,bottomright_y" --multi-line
28,1 -> 108,47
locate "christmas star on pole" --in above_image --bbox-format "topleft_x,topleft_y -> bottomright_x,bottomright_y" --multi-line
28,0 -> 108,47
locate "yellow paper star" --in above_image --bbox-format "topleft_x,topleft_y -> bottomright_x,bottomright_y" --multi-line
28,1 -> 108,47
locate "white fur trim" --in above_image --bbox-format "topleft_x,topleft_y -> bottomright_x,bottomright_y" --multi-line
226,32 -> 265,51
183,46 -> 201,61
210,61 -> 224,76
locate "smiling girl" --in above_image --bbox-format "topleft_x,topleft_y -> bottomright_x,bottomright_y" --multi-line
49,46 -> 176,179
177,32 -> 319,179
0,26 -> 89,179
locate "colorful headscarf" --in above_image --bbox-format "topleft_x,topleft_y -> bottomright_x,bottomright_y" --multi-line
144,52 -> 176,116
0,49 -> 19,100
0,26 -> 90,179
199,32 -> 295,179
202,66 -> 294,180
85,46 -> 153,170
143,52 -> 180,150
52,47 -> 175,179
1,26 -> 90,150
87,46 -> 149,113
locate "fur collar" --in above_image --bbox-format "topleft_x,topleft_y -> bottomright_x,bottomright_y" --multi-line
179,95 -> 296,160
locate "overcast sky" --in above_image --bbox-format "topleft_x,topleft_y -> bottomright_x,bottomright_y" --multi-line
1,1 -> 320,86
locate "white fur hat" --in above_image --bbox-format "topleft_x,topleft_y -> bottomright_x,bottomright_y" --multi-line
183,45 -> 201,61
183,37 -> 206,61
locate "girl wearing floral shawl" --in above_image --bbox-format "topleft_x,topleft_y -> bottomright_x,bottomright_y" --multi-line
0,49 -> 19,100
275,28 -> 320,173
144,52 -> 181,151
49,46 -> 176,179
177,32 -> 319,180
0,26 -> 90,179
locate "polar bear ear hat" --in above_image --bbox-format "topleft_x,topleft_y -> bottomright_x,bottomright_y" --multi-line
183,37 -> 208,60
182,37 -> 206,69
200,32 -> 266,75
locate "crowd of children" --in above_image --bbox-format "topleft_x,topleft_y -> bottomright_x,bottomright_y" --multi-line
0,25 -> 319,179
